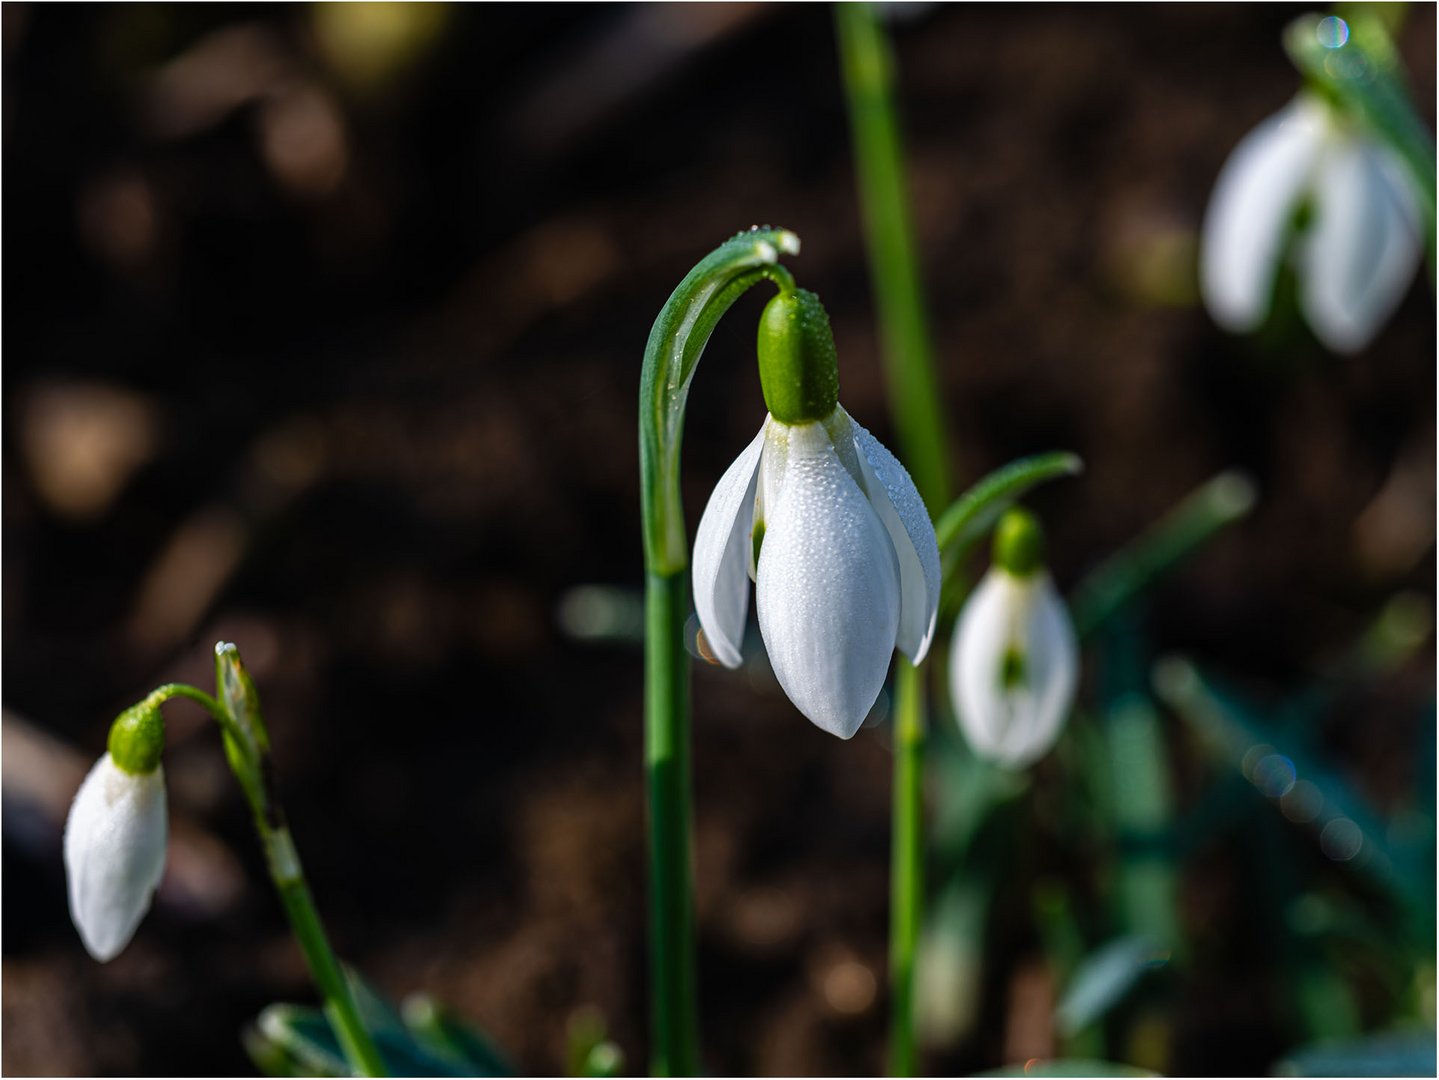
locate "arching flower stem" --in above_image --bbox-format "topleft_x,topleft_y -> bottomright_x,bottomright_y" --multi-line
639,227 -> 800,1076
146,649 -> 386,1078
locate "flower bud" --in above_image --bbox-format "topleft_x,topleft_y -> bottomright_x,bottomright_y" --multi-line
64,750 -> 168,961
949,520 -> 1077,768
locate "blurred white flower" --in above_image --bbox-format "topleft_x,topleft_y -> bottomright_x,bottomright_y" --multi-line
1201,93 -> 1422,354
64,753 -> 168,962
692,406 -> 940,739
950,566 -> 1077,768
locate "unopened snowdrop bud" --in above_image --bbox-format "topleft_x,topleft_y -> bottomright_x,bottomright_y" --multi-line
693,288 -> 940,739
64,702 -> 168,962
949,508 -> 1077,768
1201,91 -> 1422,355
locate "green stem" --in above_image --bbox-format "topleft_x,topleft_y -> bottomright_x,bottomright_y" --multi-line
889,660 -> 925,1077
837,8 -> 954,1074
835,1 -> 952,514
274,856 -> 388,1077
638,228 -> 799,1074
162,660 -> 387,1078
644,571 -> 698,1077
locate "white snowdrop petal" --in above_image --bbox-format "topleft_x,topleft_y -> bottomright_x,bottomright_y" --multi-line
1019,575 -> 1079,764
691,425 -> 766,668
756,421 -> 901,739
950,570 -> 1018,759
64,755 -> 168,962
1201,96 -> 1328,333
847,413 -> 942,663
1301,136 -> 1422,354
950,569 -> 1077,769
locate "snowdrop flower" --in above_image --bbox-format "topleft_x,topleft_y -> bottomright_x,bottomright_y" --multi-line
692,288 -> 940,739
1201,92 -> 1422,355
64,703 -> 168,961
950,508 -> 1077,768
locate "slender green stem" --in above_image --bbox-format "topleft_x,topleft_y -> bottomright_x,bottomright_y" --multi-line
275,863 -> 388,1077
888,660 -> 925,1078
638,228 -> 799,1074
644,571 -> 698,1077
837,7 -> 954,1074
163,655 -> 387,1077
835,1 -> 951,513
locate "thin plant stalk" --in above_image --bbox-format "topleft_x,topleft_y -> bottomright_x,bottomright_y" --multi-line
159,665 -> 387,1078
836,5 -> 954,1075
888,660 -> 926,1077
638,227 -> 800,1076
835,1 -> 953,511
643,569 -> 698,1076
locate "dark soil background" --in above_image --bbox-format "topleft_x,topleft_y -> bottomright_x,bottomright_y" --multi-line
3,4 -> 1434,1076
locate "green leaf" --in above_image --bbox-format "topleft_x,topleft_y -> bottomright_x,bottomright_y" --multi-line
1070,472 -> 1255,639
401,994 -> 515,1077
1056,936 -> 1170,1037
254,998 -> 491,1078
934,451 -> 1084,558
244,1018 -> 346,1078
254,1006 -> 355,1077
1275,1030 -> 1437,1077
1153,658 -> 1423,915
976,1060 -> 1159,1077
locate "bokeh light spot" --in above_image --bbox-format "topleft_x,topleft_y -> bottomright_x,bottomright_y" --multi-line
1315,16 -> 1349,49
1252,753 -> 1297,798
1319,817 -> 1363,861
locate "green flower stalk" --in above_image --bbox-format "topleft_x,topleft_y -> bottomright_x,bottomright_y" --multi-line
836,4 -> 953,1074
639,226 -> 800,1076
641,228 -> 942,1073
62,644 -> 386,1078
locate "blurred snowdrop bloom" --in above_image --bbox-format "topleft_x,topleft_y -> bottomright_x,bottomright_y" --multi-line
64,705 -> 168,961
692,289 -> 940,739
949,509 -> 1077,768
1201,93 -> 1422,354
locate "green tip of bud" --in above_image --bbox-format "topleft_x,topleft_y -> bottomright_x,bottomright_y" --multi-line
993,507 -> 1045,577
757,288 -> 840,425
108,703 -> 165,774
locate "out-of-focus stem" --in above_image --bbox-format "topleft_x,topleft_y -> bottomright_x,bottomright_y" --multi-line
837,7 -> 956,1075
889,660 -> 926,1077
836,1 -> 952,513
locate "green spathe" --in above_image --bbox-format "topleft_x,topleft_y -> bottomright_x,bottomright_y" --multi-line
757,288 -> 840,424
994,506 -> 1045,577
107,702 -> 165,775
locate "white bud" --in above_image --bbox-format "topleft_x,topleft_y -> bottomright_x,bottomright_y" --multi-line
949,567 -> 1078,768
64,753 -> 168,962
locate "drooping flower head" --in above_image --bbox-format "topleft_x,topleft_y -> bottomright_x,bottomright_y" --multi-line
1201,91 -> 1422,355
64,702 -> 168,961
692,288 -> 941,739
949,507 -> 1077,768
